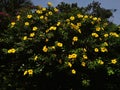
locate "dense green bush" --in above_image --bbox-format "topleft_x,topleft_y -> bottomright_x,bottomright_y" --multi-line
1,2 -> 120,89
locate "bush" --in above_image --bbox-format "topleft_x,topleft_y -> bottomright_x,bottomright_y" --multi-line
1,2 -> 120,89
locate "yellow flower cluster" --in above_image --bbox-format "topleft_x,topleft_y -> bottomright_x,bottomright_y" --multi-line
70,23 -> 81,33
91,33 -> 99,37
9,2 -> 120,78
68,53 -> 77,59
77,14 -> 83,18
8,48 -> 16,54
36,10 -> 43,14
24,69 -> 33,76
110,32 -> 119,37
49,26 -> 57,31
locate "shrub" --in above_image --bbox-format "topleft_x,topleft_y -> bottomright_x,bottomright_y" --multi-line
1,2 -> 120,89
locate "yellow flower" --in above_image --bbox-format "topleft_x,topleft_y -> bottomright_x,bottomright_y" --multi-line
78,29 -> 81,33
23,70 -> 28,76
51,46 -> 55,50
84,15 -> 88,19
103,42 -> 108,46
101,27 -> 104,30
100,47 -> 108,52
96,27 -> 101,31
48,11 -> 53,15
49,26 -> 57,30
97,18 -> 101,22
98,60 -> 104,65
103,23 -> 108,26
25,22 -> 29,26
45,29 -> 49,33
40,15 -> 44,19
68,55 -> 72,59
73,36 -> 78,42
43,45 -> 48,52
66,19 -> 70,22
54,8 -> 59,12
16,15 -> 20,21
8,48 -> 16,54
77,14 -> 83,18
81,62 -> 86,67
23,36 -> 27,40
91,33 -> 99,37
91,21 -> 94,25
42,7 -> 46,11
30,32 -> 35,37
36,10 -> 42,14
110,32 -> 119,37
70,16 -> 75,21
45,38 -> 49,42
89,15 -> 93,18
44,16 -> 48,21
57,22 -> 61,26
83,55 -> 88,59
68,62 -> 72,67
27,14 -> 32,19
57,42 -> 63,47
68,54 -> 77,59
32,26 -> 38,31
94,48 -> 99,52
72,54 -> 77,59
11,22 -> 16,25
93,17 -> 97,21
47,2 -> 53,6
111,59 -> 117,64
71,69 -> 76,74
77,23 -> 81,27
28,69 -> 33,75
83,48 -> 87,52
104,33 -> 109,37
34,55 -> 38,61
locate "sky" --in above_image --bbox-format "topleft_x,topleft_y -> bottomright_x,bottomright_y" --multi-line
31,0 -> 120,25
